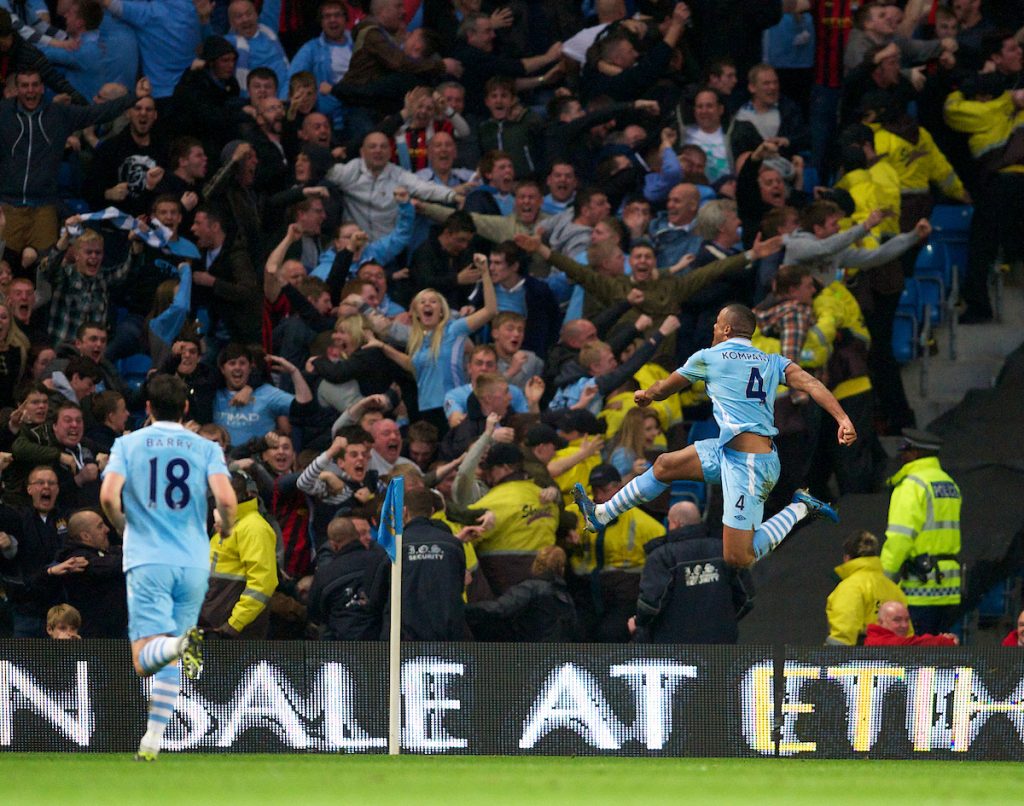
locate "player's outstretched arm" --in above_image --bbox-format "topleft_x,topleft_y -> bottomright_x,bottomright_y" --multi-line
634,370 -> 691,407
99,471 -> 126,534
209,473 -> 238,537
784,364 -> 857,445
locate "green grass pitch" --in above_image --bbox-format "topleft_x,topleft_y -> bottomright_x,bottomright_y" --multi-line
1,754 -> 1017,805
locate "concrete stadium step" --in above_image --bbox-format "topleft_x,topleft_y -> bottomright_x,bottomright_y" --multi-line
902,284 -> 1024,428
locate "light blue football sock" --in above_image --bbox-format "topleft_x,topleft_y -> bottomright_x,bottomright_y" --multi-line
751,502 -> 807,560
595,468 -> 669,524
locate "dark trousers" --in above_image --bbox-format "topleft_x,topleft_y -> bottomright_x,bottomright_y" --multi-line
810,84 -> 842,180
964,173 -> 1024,316
808,389 -> 883,498
864,289 -> 915,433
12,612 -> 45,638
766,397 -> 820,514
909,603 -> 959,635
106,313 -> 147,362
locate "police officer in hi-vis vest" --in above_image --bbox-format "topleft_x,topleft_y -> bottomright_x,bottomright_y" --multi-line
881,429 -> 962,634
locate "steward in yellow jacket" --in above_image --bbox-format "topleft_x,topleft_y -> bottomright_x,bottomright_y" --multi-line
568,463 -> 665,641
880,430 -> 961,633
473,446 -> 559,595
943,75 -> 1024,320
944,85 -> 1024,176
834,158 -> 901,250
201,483 -> 279,639
756,266 -> 880,494
870,118 -> 967,204
826,530 -> 909,645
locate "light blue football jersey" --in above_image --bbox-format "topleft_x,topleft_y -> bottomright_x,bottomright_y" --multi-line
105,421 -> 230,572
678,338 -> 791,447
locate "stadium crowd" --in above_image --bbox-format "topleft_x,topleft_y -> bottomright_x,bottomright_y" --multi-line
0,0 -> 1014,645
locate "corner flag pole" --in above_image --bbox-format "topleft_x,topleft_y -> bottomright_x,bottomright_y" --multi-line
388,524 -> 403,755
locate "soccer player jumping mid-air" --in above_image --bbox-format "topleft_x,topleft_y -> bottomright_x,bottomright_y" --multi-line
100,374 -> 237,762
574,303 -> 857,568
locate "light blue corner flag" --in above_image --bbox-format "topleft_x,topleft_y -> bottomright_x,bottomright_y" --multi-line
375,476 -> 404,562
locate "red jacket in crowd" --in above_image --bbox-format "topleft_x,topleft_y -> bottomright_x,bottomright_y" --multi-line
864,624 -> 957,646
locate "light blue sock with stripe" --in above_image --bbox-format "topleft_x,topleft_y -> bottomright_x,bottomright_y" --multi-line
137,635 -> 186,675
139,663 -> 181,756
595,468 -> 669,524
752,502 -> 808,560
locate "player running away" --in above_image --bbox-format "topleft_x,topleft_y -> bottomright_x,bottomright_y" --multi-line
100,374 -> 237,761
574,304 -> 857,568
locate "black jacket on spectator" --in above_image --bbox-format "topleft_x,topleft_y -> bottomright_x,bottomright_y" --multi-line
542,299 -> 631,392
580,41 -> 674,104
308,470 -> 380,551
409,231 -> 475,310
85,127 -> 165,215
168,68 -> 250,168
152,353 -> 218,426
545,102 -> 637,181
308,346 -> 412,399
242,122 -> 291,197
466,574 -> 581,641
438,392 -> 514,462
0,504 -> 69,621
634,523 -> 751,644
384,516 -> 465,641
193,235 -> 262,345
687,0 -> 782,77
308,541 -> 389,640
57,541 -> 128,638
450,43 -> 526,115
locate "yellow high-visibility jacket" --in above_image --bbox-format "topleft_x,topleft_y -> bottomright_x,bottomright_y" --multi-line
834,163 -> 902,249
871,122 -> 967,199
826,555 -> 909,645
567,502 -> 665,576
881,456 -> 962,607
552,437 -> 603,509
473,478 -> 558,557
944,90 -> 1024,174
207,497 -> 278,634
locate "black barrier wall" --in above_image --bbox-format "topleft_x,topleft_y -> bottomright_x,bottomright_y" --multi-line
2,642 -> 1024,759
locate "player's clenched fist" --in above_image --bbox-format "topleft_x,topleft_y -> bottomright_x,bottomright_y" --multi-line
634,388 -> 654,407
837,418 -> 857,446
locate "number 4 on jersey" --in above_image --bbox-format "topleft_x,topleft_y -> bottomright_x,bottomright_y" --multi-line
746,367 -> 767,404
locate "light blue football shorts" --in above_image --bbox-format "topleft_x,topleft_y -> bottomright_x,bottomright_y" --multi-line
126,564 -> 209,642
693,438 -> 780,530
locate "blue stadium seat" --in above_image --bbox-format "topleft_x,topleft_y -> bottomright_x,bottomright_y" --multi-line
62,198 -> 90,216
669,479 -> 707,513
976,579 -> 1012,622
914,242 -> 949,290
195,307 -> 211,336
939,240 -> 970,285
913,245 -> 945,326
801,165 -> 820,194
930,204 -> 973,237
916,278 -> 943,326
117,353 -> 152,392
687,418 -> 720,445
668,419 -> 720,516
893,281 -> 920,364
